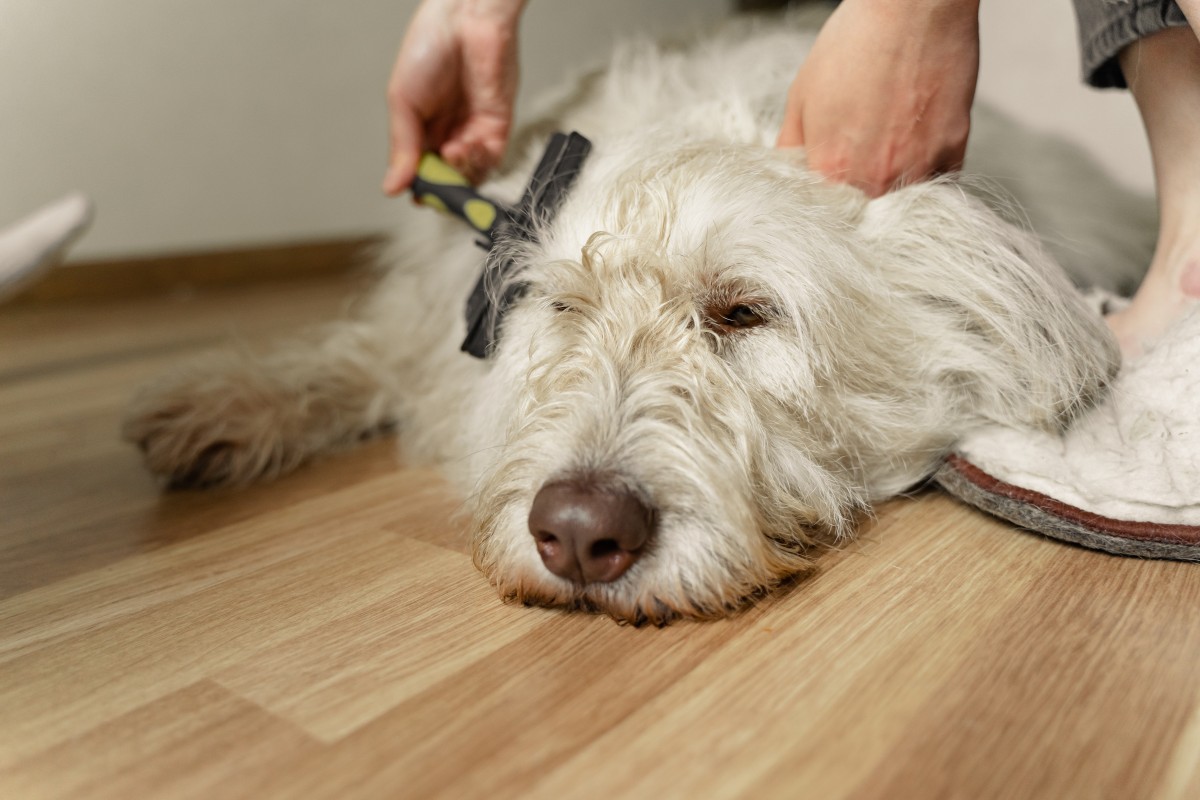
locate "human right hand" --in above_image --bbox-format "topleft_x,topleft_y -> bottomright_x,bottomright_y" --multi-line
382,0 -> 526,194
776,0 -> 981,198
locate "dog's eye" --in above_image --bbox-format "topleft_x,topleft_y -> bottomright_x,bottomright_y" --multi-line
706,300 -> 769,333
723,305 -> 764,328
550,300 -> 576,314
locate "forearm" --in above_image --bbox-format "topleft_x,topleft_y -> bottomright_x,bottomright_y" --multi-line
448,0 -> 528,25
850,0 -> 980,26
856,0 -> 979,13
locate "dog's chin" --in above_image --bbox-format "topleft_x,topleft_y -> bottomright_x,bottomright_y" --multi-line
484,572 -> 708,627
477,541 -> 813,627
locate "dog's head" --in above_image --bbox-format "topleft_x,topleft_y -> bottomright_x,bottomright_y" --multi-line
465,141 -> 1118,624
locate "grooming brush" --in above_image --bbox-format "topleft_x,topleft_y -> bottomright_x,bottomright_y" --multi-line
411,132 -> 592,358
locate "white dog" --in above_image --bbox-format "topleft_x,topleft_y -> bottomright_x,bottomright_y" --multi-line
125,18 -> 1148,624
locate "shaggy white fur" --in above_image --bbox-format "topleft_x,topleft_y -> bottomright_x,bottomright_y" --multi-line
125,17 -> 1149,624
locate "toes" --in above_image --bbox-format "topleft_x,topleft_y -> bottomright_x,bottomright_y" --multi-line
167,439 -> 238,489
122,374 -> 285,489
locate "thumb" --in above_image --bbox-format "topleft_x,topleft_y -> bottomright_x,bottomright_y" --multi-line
775,95 -> 805,150
383,103 -> 424,196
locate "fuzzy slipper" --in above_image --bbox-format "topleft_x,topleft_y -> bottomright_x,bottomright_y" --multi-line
936,307 -> 1200,561
0,192 -> 94,302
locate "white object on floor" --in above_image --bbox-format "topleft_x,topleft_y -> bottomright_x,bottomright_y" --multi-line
956,307 -> 1200,526
0,192 -> 94,301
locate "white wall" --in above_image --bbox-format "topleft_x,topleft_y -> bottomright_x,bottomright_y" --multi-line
0,0 -> 730,260
976,0 -> 1154,195
0,0 -> 1155,262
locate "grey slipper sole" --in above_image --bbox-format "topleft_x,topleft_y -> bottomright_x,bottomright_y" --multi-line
935,453 -> 1200,562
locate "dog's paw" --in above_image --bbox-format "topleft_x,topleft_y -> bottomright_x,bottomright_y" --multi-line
122,358 -> 301,489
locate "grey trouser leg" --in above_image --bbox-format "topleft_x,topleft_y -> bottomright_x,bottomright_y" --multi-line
1073,0 -> 1191,87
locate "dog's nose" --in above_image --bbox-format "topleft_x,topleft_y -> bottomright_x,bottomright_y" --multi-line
528,481 -> 653,584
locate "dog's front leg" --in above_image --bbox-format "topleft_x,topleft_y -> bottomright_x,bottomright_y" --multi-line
122,321 -> 401,488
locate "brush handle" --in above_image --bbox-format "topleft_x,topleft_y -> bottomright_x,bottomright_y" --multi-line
411,153 -> 500,240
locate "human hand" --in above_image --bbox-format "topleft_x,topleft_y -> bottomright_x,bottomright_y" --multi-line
382,0 -> 526,194
776,0 -> 981,197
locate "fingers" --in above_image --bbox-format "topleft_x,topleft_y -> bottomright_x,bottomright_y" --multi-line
442,110 -> 512,183
441,141 -> 490,186
782,108 -> 970,199
801,135 -> 966,199
774,0 -> 978,198
384,102 -> 511,194
812,147 -> 964,199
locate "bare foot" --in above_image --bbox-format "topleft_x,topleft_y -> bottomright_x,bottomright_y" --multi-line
1110,27 -> 1200,359
1106,243 -> 1200,359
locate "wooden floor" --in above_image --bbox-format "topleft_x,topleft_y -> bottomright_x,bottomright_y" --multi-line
2,271 -> 1198,800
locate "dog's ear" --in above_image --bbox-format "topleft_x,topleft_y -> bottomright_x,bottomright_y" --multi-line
856,180 -> 1120,430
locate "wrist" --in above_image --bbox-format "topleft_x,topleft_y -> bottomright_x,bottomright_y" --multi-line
417,0 -> 526,27
855,0 -> 980,22
462,0 -> 526,26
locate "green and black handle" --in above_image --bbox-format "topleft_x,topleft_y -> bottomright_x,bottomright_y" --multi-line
410,153 -> 504,243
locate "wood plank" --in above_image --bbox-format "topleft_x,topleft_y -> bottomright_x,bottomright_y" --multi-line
1,682 -> 322,800
1159,703 -> 1200,800
0,435 -> 404,600
844,550 -> 1200,800
215,535 -> 543,742
0,473 -> 451,766
243,607 -> 756,800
